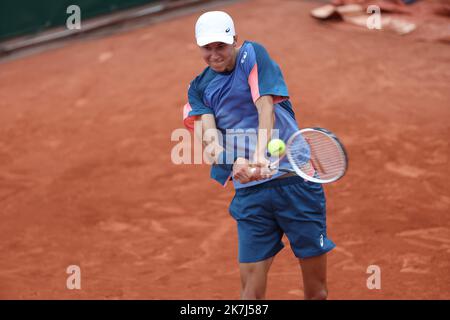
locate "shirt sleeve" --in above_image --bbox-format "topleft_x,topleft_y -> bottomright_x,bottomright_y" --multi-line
243,42 -> 289,104
183,80 -> 214,131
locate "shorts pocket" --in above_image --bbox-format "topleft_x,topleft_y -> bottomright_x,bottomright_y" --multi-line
289,182 -> 326,214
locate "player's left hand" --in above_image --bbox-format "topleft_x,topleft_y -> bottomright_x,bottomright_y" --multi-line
232,157 -> 255,184
232,157 -> 270,184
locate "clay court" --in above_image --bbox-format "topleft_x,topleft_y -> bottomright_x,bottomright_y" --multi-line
0,0 -> 449,299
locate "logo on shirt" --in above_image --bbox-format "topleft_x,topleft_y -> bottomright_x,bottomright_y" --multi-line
320,234 -> 324,247
240,51 -> 248,64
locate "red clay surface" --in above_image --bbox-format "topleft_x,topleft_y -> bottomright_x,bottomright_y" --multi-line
0,0 -> 449,299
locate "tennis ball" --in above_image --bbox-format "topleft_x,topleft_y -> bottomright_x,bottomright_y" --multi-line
267,139 -> 286,156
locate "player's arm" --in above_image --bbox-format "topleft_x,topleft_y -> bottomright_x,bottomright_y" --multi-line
186,78 -> 225,165
251,95 -> 275,179
197,114 -> 255,184
195,114 -> 224,164
254,95 -> 275,162
231,95 -> 275,184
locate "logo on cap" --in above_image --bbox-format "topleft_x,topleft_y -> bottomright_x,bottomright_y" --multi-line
225,27 -> 230,33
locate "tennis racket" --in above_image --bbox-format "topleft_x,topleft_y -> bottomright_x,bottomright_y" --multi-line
251,127 -> 348,184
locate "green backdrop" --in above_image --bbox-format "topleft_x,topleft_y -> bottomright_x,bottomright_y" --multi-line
0,0 -> 159,41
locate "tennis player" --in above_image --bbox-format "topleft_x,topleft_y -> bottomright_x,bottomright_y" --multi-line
183,11 -> 336,300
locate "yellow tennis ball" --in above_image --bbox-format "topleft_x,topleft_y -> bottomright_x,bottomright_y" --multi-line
267,139 -> 286,156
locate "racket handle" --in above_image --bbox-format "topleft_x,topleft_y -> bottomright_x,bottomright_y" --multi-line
249,167 -> 295,174
278,168 -> 295,173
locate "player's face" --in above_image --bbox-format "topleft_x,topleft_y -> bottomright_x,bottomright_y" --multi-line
200,40 -> 237,73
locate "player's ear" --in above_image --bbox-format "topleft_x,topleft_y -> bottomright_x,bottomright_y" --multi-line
233,35 -> 238,46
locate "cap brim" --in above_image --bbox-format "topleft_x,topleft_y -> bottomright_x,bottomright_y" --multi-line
196,34 -> 234,46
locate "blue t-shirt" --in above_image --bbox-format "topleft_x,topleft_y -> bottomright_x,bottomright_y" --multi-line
183,41 -> 300,189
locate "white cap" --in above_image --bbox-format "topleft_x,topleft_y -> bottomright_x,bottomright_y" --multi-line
195,11 -> 235,46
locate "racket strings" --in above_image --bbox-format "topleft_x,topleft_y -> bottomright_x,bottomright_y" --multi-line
289,131 -> 346,180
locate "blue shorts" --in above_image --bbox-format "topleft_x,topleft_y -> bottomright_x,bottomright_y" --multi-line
229,175 -> 336,263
